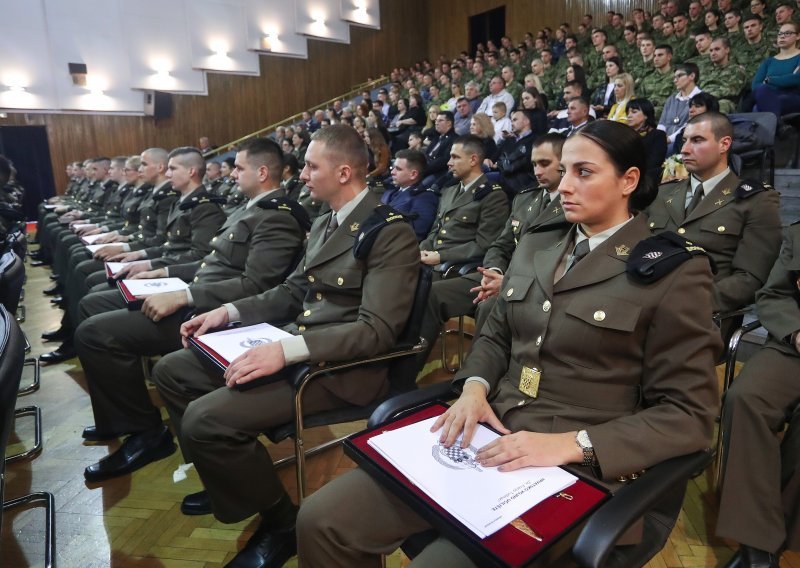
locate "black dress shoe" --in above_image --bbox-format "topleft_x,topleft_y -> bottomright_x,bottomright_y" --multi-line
84,425 -> 175,482
50,296 -> 64,306
39,342 -> 77,364
49,274 -> 60,281
30,259 -> 50,267
41,326 -> 70,342
82,426 -> 120,442
225,521 -> 297,568
181,490 -> 212,515
740,545 -> 780,568
43,283 -> 62,296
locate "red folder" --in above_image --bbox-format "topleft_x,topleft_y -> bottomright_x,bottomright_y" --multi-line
116,280 -> 143,310
343,402 -> 611,567
188,335 -> 231,371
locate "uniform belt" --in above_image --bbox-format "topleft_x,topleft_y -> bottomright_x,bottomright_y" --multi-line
507,358 -> 641,413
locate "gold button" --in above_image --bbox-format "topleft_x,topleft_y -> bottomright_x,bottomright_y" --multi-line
440,229 -> 446,234
229,233 -> 234,239
176,230 -> 181,236
200,262 -> 206,268
462,216 -> 468,220
337,276 -> 344,285
677,228 -> 686,234
138,224 -> 143,229
649,222 -> 654,228
298,325 -> 306,331
303,310 -> 311,316
212,236 -> 217,242
308,275 -> 315,283
535,336 -> 542,346
437,239 -> 443,245
542,300 -> 551,312
211,250 -> 216,255
506,288 -> 514,297
593,310 -> 606,322
445,216 -> 450,221
193,276 -> 199,282
717,226 -> 726,232
316,293 -> 322,301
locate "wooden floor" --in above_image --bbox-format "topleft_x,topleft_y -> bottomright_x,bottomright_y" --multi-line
2,258 -> 799,567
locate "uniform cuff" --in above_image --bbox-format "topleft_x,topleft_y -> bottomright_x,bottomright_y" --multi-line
185,289 -> 195,307
121,243 -> 131,252
223,303 -> 241,322
281,335 -> 312,365
464,376 -> 490,394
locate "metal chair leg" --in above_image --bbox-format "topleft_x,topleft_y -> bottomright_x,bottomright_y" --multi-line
16,304 -> 25,323
3,491 -> 56,568
6,406 -> 43,463
441,317 -> 473,373
18,357 -> 40,396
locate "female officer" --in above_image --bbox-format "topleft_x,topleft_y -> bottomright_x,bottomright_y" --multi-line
296,120 -> 721,567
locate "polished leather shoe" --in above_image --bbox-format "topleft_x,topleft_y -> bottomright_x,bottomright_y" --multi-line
740,545 -> 780,568
39,343 -> 77,364
30,259 -> 50,267
82,426 -> 120,442
84,425 -> 175,482
50,296 -> 64,306
41,326 -> 70,342
225,521 -> 296,568
181,490 -> 212,515
43,283 -> 62,296
49,274 -> 60,281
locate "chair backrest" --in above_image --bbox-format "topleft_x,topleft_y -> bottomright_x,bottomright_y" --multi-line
0,304 -> 25,532
388,265 -> 433,393
0,251 -> 24,314
728,112 -> 777,153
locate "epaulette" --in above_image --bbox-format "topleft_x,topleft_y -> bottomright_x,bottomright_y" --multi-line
407,183 -> 430,196
353,204 -> 409,259
474,182 -> 504,201
179,194 -> 226,210
257,197 -> 312,232
627,231 -> 716,283
736,179 -> 771,200
154,187 -> 179,201
516,185 -> 538,195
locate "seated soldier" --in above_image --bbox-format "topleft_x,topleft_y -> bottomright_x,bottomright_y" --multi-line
73,138 -> 307,482
414,133 -> 571,374
419,134 -> 509,274
297,120 -> 721,568
149,125 -> 420,567
639,44 -> 675,118
380,149 -> 439,241
716,220 -> 800,568
701,37 -> 747,113
647,112 -> 782,319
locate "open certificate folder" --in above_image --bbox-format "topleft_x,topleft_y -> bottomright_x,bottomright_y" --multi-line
105,261 -> 131,282
189,323 -> 292,371
117,277 -> 189,309
368,417 -> 577,539
81,233 -> 106,244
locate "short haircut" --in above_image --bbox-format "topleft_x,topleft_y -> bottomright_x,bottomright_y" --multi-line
438,110 -> 455,124
569,97 -> 590,109
283,153 -> 300,176
687,110 -> 733,140
238,137 -> 284,181
725,8 -> 741,17
111,156 -> 127,169
711,36 -> 731,49
492,101 -> 507,113
143,148 -> 169,167
452,134 -> 486,161
676,62 -> 700,84
93,157 -> 111,168
310,124 -> 369,176
126,156 -> 142,171
743,13 -> 763,24
168,147 -> 206,178
655,44 -> 673,55
532,133 -> 566,159
395,149 -> 427,175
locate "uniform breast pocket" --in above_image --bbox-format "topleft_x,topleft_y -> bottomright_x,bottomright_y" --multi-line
699,216 -> 744,239
556,294 -> 642,369
454,210 -> 478,227
320,267 -> 364,299
218,227 -> 250,266
647,214 -> 669,232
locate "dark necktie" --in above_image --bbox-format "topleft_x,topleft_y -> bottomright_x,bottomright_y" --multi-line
566,239 -> 591,273
324,214 -> 338,242
686,183 -> 704,215
540,191 -> 552,214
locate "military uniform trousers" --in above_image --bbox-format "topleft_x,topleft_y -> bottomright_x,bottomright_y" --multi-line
151,349 -> 349,523
73,306 -> 189,435
297,468 -> 479,567
716,346 -> 800,553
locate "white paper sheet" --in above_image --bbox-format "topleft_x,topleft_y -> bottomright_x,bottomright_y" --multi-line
81,233 -> 106,244
72,223 -> 93,231
121,277 -> 189,297
105,261 -> 131,276
195,323 -> 292,364
86,243 -> 117,253
368,417 -> 578,539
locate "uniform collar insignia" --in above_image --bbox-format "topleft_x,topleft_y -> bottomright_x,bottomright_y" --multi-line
615,244 -> 630,256
350,222 -> 360,232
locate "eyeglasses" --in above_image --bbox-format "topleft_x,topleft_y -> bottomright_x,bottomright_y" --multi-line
673,72 -> 687,79
777,31 -> 798,37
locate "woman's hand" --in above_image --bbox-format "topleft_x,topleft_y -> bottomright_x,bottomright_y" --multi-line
431,382 -> 510,448
476,431 -> 582,472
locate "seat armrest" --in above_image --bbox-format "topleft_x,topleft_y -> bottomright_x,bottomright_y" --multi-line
458,262 -> 482,276
438,257 -> 484,279
572,449 -> 713,568
368,381 -> 456,428
713,306 -> 753,326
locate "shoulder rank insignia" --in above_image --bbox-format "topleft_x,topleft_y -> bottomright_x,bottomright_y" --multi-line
257,196 -> 312,232
154,187 -> 179,201
179,194 -> 225,210
353,204 -> 410,259
517,185 -> 537,195
735,179 -> 771,200
474,182 -> 504,202
627,231 -> 716,283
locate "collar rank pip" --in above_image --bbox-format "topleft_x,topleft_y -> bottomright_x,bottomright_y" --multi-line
353,204 -> 409,259
256,196 -> 312,232
627,231 -> 715,283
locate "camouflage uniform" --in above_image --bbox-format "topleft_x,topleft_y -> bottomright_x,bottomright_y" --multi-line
672,35 -> 698,63
735,37 -> 777,78
629,57 -> 656,87
701,60 -> 748,113
639,67 -> 676,118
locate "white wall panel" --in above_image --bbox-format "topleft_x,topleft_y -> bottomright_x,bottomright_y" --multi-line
43,0 -> 144,113
188,0 -> 260,74
245,0 -> 308,59
120,0 -> 207,94
296,0 -> 351,44
341,0 -> 380,29
0,0 -> 58,110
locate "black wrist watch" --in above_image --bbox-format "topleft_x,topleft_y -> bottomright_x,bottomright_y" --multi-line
576,430 -> 596,466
